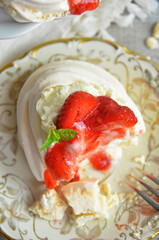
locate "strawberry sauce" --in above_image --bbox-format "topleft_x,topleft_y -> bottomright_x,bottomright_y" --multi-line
68,0 -> 100,15
89,151 -> 111,171
44,92 -> 138,189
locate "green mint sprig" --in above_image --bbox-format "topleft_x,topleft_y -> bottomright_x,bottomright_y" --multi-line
40,128 -> 77,151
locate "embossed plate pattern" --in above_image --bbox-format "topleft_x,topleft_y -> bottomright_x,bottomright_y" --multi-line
0,38 -> 159,240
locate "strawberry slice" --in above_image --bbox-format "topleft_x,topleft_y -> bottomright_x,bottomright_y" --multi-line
56,91 -> 99,129
43,169 -> 58,189
84,96 -> 137,129
68,0 -> 100,15
45,141 -> 78,182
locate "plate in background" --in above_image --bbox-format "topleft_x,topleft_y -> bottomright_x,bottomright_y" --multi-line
0,7 -> 39,39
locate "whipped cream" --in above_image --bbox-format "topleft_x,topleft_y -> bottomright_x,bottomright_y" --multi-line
0,0 -> 69,22
17,59 -> 145,183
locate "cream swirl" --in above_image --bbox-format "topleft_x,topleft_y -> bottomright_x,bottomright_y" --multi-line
17,60 -> 145,183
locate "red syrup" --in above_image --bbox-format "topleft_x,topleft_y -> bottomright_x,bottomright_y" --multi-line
67,0 -> 100,15
89,151 -> 111,171
44,92 -> 137,189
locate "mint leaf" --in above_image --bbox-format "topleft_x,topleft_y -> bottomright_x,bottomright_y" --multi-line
40,129 -> 54,151
52,129 -> 61,144
58,129 -> 77,141
40,128 -> 77,151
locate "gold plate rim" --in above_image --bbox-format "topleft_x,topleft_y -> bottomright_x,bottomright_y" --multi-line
0,37 -> 159,240
0,37 -> 159,74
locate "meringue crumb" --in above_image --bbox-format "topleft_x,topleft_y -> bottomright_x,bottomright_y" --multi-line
146,37 -> 158,49
127,136 -> 138,146
61,178 -> 107,216
106,193 -> 119,208
133,155 -> 145,165
126,192 -> 135,202
29,189 -> 67,220
102,183 -> 111,196
118,192 -> 125,202
152,22 -> 159,39
102,183 -> 119,207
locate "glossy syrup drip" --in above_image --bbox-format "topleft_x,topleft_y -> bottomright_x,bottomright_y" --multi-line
89,151 -> 111,171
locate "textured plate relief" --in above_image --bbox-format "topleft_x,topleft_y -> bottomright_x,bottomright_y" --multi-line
0,38 -> 159,240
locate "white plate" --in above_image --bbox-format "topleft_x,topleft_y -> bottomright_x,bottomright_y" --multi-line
0,7 -> 39,39
0,38 -> 159,240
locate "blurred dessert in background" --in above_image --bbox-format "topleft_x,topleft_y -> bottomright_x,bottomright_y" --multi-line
0,0 -> 101,22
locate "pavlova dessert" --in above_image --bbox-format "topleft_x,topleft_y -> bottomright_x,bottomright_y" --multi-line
17,60 -> 145,225
0,0 -> 100,22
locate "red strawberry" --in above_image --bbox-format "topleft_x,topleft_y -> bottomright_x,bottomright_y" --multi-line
68,0 -> 100,15
43,169 -> 58,189
80,96 -> 138,159
45,141 -> 78,181
56,91 -> 99,129
84,96 -> 137,129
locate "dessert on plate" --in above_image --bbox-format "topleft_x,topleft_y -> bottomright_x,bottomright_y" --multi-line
17,60 -> 145,224
0,0 -> 100,22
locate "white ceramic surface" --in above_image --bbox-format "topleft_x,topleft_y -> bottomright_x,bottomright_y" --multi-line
0,38 -> 159,240
0,7 -> 39,39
